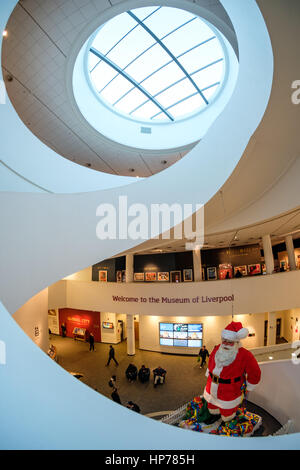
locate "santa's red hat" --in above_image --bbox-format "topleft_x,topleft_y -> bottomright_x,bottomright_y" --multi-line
221,321 -> 249,341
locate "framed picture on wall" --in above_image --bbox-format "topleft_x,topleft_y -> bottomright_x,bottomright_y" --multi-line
170,271 -> 181,283
207,267 -> 217,280
145,272 -> 157,282
116,270 -> 122,282
248,264 -> 261,275
218,264 -> 233,280
99,270 -> 107,282
183,269 -> 193,282
134,272 -> 144,282
234,265 -> 247,277
157,272 -> 169,282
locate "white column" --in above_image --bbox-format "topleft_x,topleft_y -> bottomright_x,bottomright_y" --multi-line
126,314 -> 135,356
193,248 -> 203,282
285,235 -> 296,271
262,234 -> 274,274
125,254 -> 134,283
267,312 -> 277,346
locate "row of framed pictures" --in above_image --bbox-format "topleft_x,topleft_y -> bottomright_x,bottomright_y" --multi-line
206,263 -> 266,280
116,269 -> 193,283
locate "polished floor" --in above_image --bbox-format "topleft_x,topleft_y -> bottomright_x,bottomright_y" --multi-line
50,334 -> 285,435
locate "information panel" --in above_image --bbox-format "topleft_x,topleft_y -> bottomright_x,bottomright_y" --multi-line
159,323 -> 203,348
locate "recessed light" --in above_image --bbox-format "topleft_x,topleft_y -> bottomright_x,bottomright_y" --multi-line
2,30 -> 8,37
129,168 -> 135,172
269,356 -> 273,360
161,160 -> 167,165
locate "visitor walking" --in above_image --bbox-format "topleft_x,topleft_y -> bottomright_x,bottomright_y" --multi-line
106,345 -> 119,366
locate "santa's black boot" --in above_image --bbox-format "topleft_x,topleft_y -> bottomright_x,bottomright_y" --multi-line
203,413 -> 221,425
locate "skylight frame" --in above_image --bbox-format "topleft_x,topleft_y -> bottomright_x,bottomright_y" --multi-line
87,6 -> 227,124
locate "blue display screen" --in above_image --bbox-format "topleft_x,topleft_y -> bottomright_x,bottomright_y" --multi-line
159,323 -> 203,348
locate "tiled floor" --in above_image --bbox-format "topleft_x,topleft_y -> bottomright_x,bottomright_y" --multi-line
49,334 -> 288,435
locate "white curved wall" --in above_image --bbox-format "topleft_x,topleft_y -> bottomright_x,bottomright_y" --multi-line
3,0 -> 300,451
249,360 -> 300,432
49,270 -> 300,317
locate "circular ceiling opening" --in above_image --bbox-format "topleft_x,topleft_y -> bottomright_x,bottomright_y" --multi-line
87,6 -> 225,124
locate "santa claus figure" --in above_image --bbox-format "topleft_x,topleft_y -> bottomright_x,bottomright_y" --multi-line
203,321 -> 261,424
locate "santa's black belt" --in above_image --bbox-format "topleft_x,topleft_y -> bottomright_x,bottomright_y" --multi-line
209,372 -> 241,384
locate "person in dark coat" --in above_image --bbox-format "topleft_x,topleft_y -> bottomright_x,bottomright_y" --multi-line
111,387 -> 121,404
61,323 -> 67,337
89,332 -> 95,351
125,363 -> 138,382
138,365 -> 150,383
127,401 -> 140,413
198,346 -> 210,368
106,345 -> 119,366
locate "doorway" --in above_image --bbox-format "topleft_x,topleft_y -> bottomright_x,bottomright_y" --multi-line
264,320 -> 268,346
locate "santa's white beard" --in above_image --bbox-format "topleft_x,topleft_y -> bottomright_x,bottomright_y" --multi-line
215,342 -> 239,368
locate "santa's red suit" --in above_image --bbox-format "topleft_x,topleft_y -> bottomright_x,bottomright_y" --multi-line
203,322 -> 261,421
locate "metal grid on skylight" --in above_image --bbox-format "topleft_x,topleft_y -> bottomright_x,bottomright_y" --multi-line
88,6 -> 225,122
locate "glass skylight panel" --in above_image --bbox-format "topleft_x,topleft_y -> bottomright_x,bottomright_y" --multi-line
90,62 -> 117,92
202,83 -> 220,101
178,40 -> 223,74
142,7 -> 195,38
142,62 -> 185,96
101,74 -> 133,104
162,19 -> 214,57
168,94 -> 204,118
88,6 -> 226,122
93,14 -> 137,56
192,62 -> 224,90
107,27 -> 155,70
157,79 -> 195,108
116,87 -> 148,114
131,6 -> 162,21
131,100 -> 161,120
125,46 -> 171,84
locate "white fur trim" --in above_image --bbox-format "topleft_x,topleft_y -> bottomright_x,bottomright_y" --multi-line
236,327 -> 249,340
208,408 -> 221,415
221,412 -> 237,422
222,327 -> 249,341
203,389 -> 243,409
246,381 -> 257,391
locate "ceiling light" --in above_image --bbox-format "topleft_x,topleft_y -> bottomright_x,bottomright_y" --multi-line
269,356 -> 273,360
2,30 -> 8,37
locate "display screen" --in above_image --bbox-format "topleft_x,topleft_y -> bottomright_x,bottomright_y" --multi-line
159,323 -> 203,348
102,321 -> 114,329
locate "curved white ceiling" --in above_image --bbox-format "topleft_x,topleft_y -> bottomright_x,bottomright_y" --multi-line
1,0 -> 238,177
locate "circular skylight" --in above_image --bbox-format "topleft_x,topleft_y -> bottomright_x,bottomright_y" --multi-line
87,6 -> 225,123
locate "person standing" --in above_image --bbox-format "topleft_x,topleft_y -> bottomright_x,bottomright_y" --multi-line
61,322 -> 67,337
111,386 -> 121,404
198,345 -> 210,368
89,332 -> 95,351
108,375 -> 117,388
106,345 -> 119,366
126,401 -> 140,413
